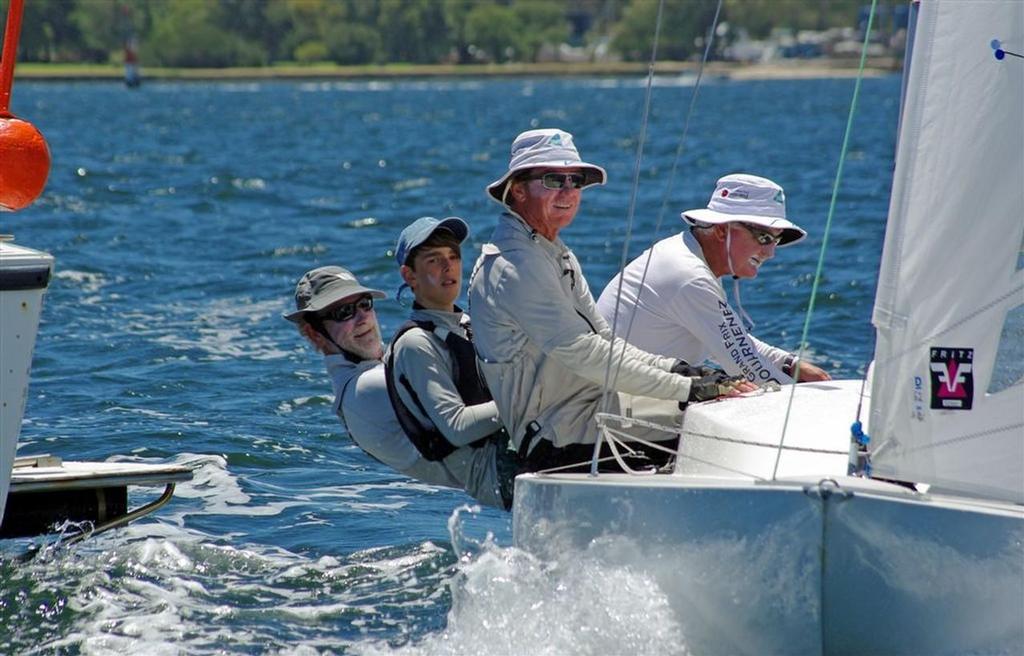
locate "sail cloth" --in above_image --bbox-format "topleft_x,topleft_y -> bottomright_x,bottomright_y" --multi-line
870,0 -> 1024,504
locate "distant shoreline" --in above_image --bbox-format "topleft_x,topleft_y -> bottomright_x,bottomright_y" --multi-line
16,58 -> 899,82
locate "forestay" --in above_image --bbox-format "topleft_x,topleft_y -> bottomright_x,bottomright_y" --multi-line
870,0 -> 1024,504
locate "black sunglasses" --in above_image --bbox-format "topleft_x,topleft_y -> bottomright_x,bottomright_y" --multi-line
319,295 -> 373,323
529,172 -> 587,190
738,223 -> 784,246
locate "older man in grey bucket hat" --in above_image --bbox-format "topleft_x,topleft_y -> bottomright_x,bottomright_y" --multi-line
286,265 -> 510,508
597,173 -> 831,385
468,129 -> 752,476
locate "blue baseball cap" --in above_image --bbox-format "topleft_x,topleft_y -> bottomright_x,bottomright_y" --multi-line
394,216 -> 469,267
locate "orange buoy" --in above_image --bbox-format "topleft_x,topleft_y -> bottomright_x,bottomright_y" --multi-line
0,115 -> 50,211
1,0 -> 49,211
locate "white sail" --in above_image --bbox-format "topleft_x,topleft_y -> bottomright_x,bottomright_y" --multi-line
871,0 -> 1024,503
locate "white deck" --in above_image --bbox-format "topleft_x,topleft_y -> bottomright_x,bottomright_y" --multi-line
675,379 -> 864,480
11,457 -> 193,493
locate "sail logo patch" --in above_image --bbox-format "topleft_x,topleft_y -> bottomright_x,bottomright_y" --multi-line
929,347 -> 974,410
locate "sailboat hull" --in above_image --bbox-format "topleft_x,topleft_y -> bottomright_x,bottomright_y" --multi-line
513,473 -> 1024,655
0,241 -> 53,526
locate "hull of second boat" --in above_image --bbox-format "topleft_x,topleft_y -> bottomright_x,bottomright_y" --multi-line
513,473 -> 1024,655
0,242 -> 54,525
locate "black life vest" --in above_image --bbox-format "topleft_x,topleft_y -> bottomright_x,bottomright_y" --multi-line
384,317 -> 494,461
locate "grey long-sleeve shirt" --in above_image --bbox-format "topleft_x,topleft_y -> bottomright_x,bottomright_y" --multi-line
389,306 -> 505,507
390,306 -> 503,446
468,212 -> 693,450
326,355 -> 463,488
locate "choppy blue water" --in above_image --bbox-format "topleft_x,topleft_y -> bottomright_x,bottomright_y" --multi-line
1,74 -> 899,654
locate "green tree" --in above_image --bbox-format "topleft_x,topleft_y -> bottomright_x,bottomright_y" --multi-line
68,1 -> 121,63
612,0 -> 720,62
144,1 -> 264,67
464,2 -> 522,63
378,0 -> 450,64
441,0 -> 477,63
325,21 -> 381,64
721,0 -> 862,39
278,0 -> 363,63
5,0 -> 83,62
217,0 -> 292,63
513,1 -> 570,62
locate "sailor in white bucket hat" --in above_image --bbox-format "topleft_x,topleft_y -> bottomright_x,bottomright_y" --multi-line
597,173 -> 831,385
682,173 -> 806,247
469,130 -> 752,476
485,128 -> 606,209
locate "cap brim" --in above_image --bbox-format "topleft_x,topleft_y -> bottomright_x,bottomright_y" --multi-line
435,216 -> 469,243
486,163 -> 607,204
682,208 -> 806,246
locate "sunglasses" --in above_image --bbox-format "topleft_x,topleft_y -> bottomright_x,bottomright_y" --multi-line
738,223 -> 784,246
319,295 -> 373,323
529,172 -> 587,190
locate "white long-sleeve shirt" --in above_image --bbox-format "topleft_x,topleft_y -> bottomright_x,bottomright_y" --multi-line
597,231 -> 793,385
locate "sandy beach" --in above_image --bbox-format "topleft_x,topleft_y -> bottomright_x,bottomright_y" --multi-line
15,57 -> 899,82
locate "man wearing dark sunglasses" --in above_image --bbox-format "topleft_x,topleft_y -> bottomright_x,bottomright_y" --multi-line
285,266 -> 468,494
597,173 -> 831,385
469,129 -> 753,476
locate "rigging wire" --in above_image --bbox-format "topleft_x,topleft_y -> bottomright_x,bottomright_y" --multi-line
613,0 -> 726,359
594,0 -> 725,475
770,0 -> 879,481
593,0 -> 666,474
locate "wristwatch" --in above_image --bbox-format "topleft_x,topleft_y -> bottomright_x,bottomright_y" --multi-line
782,354 -> 798,378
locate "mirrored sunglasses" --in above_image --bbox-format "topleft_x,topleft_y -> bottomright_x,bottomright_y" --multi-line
739,223 -> 784,246
531,172 -> 586,190
319,295 -> 373,322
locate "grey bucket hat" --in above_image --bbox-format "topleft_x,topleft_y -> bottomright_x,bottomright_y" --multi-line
486,128 -> 606,205
681,173 -> 806,246
283,265 -> 385,323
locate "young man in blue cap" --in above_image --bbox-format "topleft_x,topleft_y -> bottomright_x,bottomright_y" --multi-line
387,216 -> 517,509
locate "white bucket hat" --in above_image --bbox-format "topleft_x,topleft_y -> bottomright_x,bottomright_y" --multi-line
682,173 -> 806,246
486,128 -> 607,205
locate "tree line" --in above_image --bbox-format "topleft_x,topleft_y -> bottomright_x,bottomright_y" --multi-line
2,0 -> 875,68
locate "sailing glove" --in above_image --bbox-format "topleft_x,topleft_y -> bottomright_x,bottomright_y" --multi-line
679,370 -> 747,410
670,360 -> 722,378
